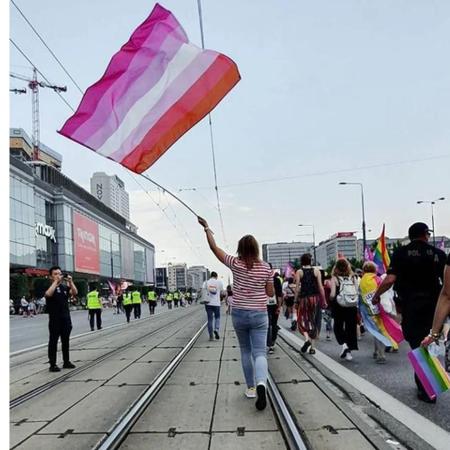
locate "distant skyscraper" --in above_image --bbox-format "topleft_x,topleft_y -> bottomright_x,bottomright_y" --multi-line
90,172 -> 130,220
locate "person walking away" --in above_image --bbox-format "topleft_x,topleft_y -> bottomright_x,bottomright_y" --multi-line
323,274 -> 333,340
422,251 -> 450,372
198,216 -> 273,410
266,289 -> 281,355
225,285 -> 233,315
166,291 -> 173,309
359,262 -> 387,363
295,253 -> 326,354
148,290 -> 157,315
283,277 -> 297,329
373,222 -> 446,403
273,271 -> 284,315
20,296 -> 29,318
45,266 -> 77,372
330,259 -> 359,361
28,299 -> 36,317
202,272 -> 223,340
173,291 -> 179,308
87,285 -> 102,331
131,289 -> 142,319
123,291 -> 133,323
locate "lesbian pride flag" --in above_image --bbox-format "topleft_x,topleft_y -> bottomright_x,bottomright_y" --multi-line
59,3 -> 240,173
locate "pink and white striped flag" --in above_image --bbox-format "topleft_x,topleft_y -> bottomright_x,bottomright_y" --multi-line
58,3 -> 240,173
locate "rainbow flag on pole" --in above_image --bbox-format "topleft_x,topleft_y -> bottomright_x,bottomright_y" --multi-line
408,347 -> 450,400
59,3 -> 240,173
373,224 -> 391,275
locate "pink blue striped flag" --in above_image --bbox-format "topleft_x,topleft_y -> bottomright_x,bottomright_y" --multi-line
58,3 -> 240,173
408,347 -> 450,400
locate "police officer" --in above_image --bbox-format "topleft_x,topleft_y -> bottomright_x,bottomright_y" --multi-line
87,285 -> 102,331
148,289 -> 157,315
173,290 -> 179,308
123,290 -> 133,323
45,266 -> 77,372
373,222 -> 446,403
132,288 -> 142,319
166,291 -> 173,309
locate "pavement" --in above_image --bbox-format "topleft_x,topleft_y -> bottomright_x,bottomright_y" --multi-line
10,306 -> 450,449
278,315 -> 450,433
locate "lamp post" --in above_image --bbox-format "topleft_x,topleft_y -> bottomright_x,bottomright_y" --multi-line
339,182 -> 366,260
298,224 -> 316,265
417,197 -> 445,246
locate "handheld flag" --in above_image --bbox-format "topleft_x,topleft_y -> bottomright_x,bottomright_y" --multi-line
373,224 -> 390,274
58,3 -> 240,173
408,347 -> 450,400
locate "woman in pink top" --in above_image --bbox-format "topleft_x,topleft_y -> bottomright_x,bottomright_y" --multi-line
198,217 -> 274,410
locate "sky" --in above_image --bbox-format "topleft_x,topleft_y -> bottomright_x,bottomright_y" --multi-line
8,0 -> 450,275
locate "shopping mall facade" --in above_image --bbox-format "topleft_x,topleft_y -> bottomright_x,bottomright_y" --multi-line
10,129 -> 155,293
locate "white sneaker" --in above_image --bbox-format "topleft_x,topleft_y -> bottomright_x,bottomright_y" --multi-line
345,351 -> 353,361
245,387 -> 256,398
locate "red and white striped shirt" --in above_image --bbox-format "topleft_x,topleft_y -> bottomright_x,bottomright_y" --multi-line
224,254 -> 273,311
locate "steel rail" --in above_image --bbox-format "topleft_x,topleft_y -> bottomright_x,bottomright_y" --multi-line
267,371 -> 309,450
96,322 -> 207,450
10,308 -> 200,409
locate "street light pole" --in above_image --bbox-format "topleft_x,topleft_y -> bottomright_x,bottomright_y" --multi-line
417,197 -> 445,247
339,182 -> 366,260
298,224 -> 316,265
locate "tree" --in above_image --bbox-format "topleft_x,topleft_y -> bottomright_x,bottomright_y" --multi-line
10,274 -> 29,300
32,277 -> 51,298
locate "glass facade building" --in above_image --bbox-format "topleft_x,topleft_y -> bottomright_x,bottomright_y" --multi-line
10,155 -> 155,284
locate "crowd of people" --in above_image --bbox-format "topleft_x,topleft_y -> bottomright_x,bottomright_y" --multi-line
198,217 -> 449,409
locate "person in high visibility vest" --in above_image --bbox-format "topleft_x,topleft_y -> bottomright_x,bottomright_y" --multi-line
166,292 -> 173,310
123,291 -> 133,323
148,290 -> 157,315
173,291 -> 180,308
87,286 -> 102,331
131,289 -> 142,319
186,291 -> 192,305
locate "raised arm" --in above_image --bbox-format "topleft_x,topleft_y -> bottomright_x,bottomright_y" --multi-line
198,217 -> 226,264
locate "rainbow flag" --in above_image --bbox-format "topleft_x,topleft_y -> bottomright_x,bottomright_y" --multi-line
373,224 -> 391,275
59,3 -> 240,173
408,347 -> 450,399
359,273 -> 403,348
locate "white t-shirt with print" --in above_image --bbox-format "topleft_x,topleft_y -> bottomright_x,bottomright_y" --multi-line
202,278 -> 223,307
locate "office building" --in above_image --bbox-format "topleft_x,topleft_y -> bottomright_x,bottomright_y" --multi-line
187,265 -> 208,291
262,241 -> 314,271
90,172 -> 130,220
167,263 -> 188,291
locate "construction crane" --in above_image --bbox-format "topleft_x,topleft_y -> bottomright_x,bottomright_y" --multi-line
10,68 -> 67,160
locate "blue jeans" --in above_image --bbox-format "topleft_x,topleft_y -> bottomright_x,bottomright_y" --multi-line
232,308 -> 268,388
205,305 -> 220,337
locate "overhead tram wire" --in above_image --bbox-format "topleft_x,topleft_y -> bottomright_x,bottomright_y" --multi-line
196,0 -> 228,248
179,153 -> 450,191
9,38 -> 75,113
10,0 -> 84,95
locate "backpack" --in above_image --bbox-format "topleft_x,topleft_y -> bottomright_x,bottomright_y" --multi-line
336,276 -> 359,308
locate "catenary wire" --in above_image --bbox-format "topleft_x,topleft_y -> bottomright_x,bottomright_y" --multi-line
10,0 -> 84,95
196,0 -> 228,248
179,153 -> 450,190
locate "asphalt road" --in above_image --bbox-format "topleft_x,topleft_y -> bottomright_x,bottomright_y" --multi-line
279,316 -> 450,433
9,303 -> 174,352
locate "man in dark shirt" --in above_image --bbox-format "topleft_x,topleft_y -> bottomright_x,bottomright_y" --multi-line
45,266 -> 78,372
373,222 -> 446,403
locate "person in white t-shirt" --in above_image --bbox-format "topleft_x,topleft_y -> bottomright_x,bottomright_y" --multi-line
202,272 -> 223,341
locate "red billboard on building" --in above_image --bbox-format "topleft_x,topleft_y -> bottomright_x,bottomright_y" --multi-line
73,212 -> 100,274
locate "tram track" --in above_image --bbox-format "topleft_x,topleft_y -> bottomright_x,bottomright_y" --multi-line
10,307 -> 201,409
